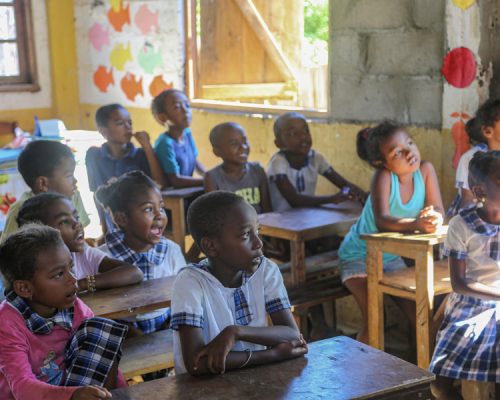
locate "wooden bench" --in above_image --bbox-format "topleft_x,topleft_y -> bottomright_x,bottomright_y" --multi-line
278,250 -> 340,286
121,329 -> 174,379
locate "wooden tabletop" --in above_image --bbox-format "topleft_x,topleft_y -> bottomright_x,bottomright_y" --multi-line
258,204 -> 361,241
111,336 -> 434,400
361,225 -> 448,246
161,186 -> 204,199
79,276 -> 175,319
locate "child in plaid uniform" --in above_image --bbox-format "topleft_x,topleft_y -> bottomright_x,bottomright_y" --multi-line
171,191 -> 308,375
0,224 -> 127,400
96,171 -> 186,335
430,151 -> 500,399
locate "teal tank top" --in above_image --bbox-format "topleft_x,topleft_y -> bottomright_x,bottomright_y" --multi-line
338,169 -> 425,262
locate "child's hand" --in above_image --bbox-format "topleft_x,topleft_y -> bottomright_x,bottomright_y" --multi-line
272,335 -> 308,361
193,326 -> 237,374
347,186 -> 368,205
330,190 -> 350,204
133,131 -> 151,148
416,206 -> 442,233
71,386 -> 112,399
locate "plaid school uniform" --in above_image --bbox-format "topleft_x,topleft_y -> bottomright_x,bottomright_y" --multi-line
429,207 -> 500,382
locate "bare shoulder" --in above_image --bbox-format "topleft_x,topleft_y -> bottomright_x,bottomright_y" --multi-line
419,160 -> 436,178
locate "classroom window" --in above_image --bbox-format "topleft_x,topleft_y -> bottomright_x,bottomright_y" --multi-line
185,0 -> 329,114
0,0 -> 38,91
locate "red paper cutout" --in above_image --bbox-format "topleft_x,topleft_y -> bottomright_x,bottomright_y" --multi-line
442,47 -> 476,88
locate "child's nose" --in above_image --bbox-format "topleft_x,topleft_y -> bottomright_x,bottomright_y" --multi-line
253,232 -> 263,249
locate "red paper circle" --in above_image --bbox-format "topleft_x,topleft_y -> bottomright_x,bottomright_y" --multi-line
442,47 -> 477,88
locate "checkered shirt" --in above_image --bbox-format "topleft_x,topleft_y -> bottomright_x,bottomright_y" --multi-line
106,230 -> 169,280
460,205 -> 500,261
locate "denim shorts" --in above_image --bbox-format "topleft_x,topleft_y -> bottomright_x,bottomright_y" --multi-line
340,257 -> 406,283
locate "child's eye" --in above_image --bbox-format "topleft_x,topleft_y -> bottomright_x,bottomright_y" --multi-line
144,206 -> 153,213
53,271 -> 64,279
241,231 -> 250,239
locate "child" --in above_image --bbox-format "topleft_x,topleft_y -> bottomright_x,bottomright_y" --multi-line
1,140 -> 90,241
268,112 -> 366,212
338,121 -> 444,343
96,170 -> 186,335
171,191 -> 308,375
448,99 -> 500,216
86,103 -> 167,232
430,151 -> 500,400
0,224 -> 128,400
151,89 -> 206,188
17,192 -> 144,292
205,122 -> 271,213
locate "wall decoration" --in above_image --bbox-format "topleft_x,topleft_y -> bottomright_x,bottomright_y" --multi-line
93,65 -> 114,92
88,22 -> 110,51
451,0 -> 476,10
107,2 -> 130,32
149,75 -> 172,97
121,72 -> 143,101
442,47 -> 477,88
138,44 -> 163,74
110,43 -> 133,71
450,111 -> 471,169
134,4 -> 159,35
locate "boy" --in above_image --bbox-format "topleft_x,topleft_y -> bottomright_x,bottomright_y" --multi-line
151,89 -> 205,188
268,112 -> 366,212
204,122 -> 271,213
86,103 -> 166,232
1,140 -> 90,241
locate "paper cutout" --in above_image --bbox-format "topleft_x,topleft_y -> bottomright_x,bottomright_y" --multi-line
450,112 -> 471,169
121,72 -> 143,101
93,65 -> 114,92
108,0 -> 121,12
110,43 -> 133,71
452,0 -> 476,10
138,44 -> 163,74
107,2 -> 130,32
134,4 -> 159,35
442,47 -> 476,88
149,75 -> 173,97
88,23 -> 110,51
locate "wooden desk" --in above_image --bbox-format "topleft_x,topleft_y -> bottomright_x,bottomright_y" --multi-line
111,336 -> 434,400
162,186 -> 204,253
79,276 -> 175,319
362,227 -> 448,369
259,203 -> 361,286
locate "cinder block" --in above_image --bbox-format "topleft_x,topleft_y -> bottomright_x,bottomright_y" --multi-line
332,0 -> 410,31
411,0 -> 445,29
330,34 -> 367,75
406,78 -> 443,126
366,31 -> 444,75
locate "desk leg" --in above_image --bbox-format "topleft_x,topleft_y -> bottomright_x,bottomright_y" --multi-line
367,242 -> 384,350
415,247 -> 434,369
290,240 -> 306,287
170,199 -> 186,254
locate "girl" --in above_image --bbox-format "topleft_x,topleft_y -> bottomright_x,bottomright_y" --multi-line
338,121 -> 444,343
430,151 -> 500,400
151,89 -> 206,188
171,191 -> 308,375
449,99 -> 500,216
96,170 -> 186,335
16,192 -> 144,292
0,224 -> 127,400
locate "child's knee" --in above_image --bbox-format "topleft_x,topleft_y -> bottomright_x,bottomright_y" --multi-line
430,377 -> 457,399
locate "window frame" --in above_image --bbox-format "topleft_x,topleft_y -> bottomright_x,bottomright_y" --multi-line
0,0 -> 39,92
184,0 -> 329,118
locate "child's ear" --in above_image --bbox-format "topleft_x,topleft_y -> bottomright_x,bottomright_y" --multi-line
112,211 -> 128,228
371,159 -> 384,169
34,176 -> 50,193
212,146 -> 221,158
471,184 -> 486,201
482,126 -> 493,139
274,138 -> 284,149
13,280 -> 33,300
200,236 -> 218,258
154,112 -> 169,127
98,126 -> 109,139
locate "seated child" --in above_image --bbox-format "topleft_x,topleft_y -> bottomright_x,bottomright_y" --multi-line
447,99 -> 500,216
151,89 -> 206,188
171,191 -> 308,375
205,122 -> 271,213
0,224 -> 128,400
17,192 -> 144,292
267,112 -> 366,212
1,140 -> 90,241
86,103 -> 166,232
96,170 -> 186,335
339,121 -> 444,343
430,151 -> 500,399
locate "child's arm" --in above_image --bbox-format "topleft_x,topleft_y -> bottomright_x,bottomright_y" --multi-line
134,131 -> 167,188
449,258 -> 500,300
77,255 -> 143,292
203,170 -> 217,192
257,166 -> 272,213
421,161 -> 445,216
179,309 -> 306,375
323,168 -> 368,203
195,159 -> 206,176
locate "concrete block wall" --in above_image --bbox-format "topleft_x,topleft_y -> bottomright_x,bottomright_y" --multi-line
330,0 -> 445,127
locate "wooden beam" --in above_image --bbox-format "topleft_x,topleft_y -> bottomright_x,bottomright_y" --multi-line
201,82 -> 296,100
233,0 -> 298,81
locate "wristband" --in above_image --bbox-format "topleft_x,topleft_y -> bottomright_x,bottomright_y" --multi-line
86,274 -> 96,292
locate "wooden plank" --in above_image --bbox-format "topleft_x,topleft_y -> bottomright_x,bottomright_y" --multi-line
201,82 -> 295,100
367,241 -> 384,350
121,330 -> 174,379
111,336 -> 434,400
361,226 -> 448,247
290,240 -> 306,286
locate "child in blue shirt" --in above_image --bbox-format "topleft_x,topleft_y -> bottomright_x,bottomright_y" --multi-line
151,89 -> 205,188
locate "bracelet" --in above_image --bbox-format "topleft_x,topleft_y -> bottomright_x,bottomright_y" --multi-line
86,275 -> 96,292
239,348 -> 252,369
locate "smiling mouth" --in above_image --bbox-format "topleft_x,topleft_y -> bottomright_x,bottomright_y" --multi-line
150,226 -> 163,236
75,231 -> 84,242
